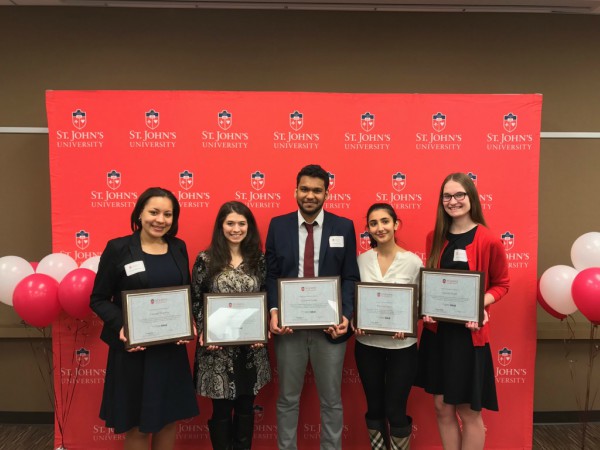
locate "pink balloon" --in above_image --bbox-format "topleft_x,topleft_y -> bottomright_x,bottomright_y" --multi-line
58,268 -> 95,319
13,274 -> 61,328
571,268 -> 600,325
30,261 -> 39,271
537,278 -> 566,320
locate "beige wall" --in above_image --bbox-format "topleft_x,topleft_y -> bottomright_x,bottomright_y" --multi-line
1,7 -> 599,415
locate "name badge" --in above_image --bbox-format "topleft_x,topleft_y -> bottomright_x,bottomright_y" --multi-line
453,249 -> 468,262
329,236 -> 344,247
125,261 -> 146,276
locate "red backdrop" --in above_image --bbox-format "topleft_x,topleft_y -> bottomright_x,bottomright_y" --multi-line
47,91 -> 541,449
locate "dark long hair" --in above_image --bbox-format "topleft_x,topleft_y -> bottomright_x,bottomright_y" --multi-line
206,201 -> 262,279
130,187 -> 180,236
426,173 -> 487,268
365,203 -> 401,248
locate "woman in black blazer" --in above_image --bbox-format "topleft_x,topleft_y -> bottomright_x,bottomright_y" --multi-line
90,187 -> 198,450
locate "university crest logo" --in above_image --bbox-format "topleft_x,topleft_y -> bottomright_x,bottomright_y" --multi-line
467,172 -> 478,187
498,347 -> 512,366
179,170 -> 194,190
289,110 -> 303,131
75,230 -> 90,250
392,172 -> 407,192
327,172 -> 336,191
501,231 -> 515,251
360,231 -> 371,252
72,109 -> 87,130
253,405 -> 265,423
76,347 -> 91,367
107,169 -> 121,190
432,112 -> 446,132
251,171 -> 265,191
503,113 -> 517,133
145,109 -> 160,130
361,112 -> 375,132
218,110 -> 232,130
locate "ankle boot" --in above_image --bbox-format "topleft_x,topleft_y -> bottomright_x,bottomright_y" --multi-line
208,418 -> 233,450
232,413 -> 254,449
366,417 -> 389,450
389,416 -> 412,450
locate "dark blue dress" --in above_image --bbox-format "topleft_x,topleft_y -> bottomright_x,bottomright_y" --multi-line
100,252 -> 199,433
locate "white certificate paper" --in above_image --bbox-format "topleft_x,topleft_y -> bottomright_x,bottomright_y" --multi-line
278,277 -> 341,329
203,293 -> 267,345
355,283 -> 417,336
122,286 -> 193,348
420,269 -> 485,324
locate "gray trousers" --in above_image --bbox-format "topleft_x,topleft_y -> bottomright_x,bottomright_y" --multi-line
274,330 -> 347,450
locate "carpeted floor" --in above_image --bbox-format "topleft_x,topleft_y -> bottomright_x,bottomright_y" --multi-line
1,422 -> 599,449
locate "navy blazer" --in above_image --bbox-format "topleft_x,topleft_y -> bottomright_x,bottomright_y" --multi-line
265,210 -> 360,342
90,230 -> 190,348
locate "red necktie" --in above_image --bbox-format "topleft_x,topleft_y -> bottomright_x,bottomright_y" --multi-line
304,222 -> 315,277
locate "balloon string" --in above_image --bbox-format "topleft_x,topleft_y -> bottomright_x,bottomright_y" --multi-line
564,317 -> 582,413
62,318 -> 89,436
55,319 -> 66,446
27,325 -> 61,443
580,324 -> 598,449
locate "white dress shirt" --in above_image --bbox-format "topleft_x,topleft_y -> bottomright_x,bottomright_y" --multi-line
356,248 -> 423,349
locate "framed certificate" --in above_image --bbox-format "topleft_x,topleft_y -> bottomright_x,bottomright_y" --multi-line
355,282 -> 418,337
278,277 -> 342,329
203,293 -> 268,346
121,285 -> 194,349
419,268 -> 486,325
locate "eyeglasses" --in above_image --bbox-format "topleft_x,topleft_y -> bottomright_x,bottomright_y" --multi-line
442,192 -> 467,202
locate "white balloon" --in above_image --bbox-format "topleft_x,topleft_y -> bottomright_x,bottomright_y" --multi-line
571,232 -> 600,271
37,253 -> 78,283
539,265 -> 579,315
0,256 -> 35,306
80,255 -> 101,273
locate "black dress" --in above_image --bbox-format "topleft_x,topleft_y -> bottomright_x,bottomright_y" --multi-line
100,252 -> 199,433
416,227 -> 498,411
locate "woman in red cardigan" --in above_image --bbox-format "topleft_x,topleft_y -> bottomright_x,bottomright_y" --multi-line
416,172 -> 509,450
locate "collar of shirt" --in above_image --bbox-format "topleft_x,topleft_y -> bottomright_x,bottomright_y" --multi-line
297,208 -> 324,229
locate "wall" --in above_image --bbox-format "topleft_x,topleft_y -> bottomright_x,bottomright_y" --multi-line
1,6 -> 599,416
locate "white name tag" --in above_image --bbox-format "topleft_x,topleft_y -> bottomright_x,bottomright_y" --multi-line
453,249 -> 468,262
329,236 -> 344,247
125,261 -> 146,276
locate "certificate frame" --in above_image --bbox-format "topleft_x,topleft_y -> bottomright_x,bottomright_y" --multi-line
202,292 -> 268,346
354,282 -> 418,337
419,268 -> 486,325
121,285 -> 194,349
278,276 -> 342,329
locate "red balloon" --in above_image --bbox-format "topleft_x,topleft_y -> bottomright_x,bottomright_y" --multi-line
537,278 -> 567,320
571,267 -> 600,325
58,268 -> 95,319
30,261 -> 39,271
13,274 -> 61,328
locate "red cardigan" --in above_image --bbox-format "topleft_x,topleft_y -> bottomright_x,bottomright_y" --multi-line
424,225 -> 510,346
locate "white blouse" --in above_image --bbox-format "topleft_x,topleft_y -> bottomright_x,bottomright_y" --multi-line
356,248 -> 423,349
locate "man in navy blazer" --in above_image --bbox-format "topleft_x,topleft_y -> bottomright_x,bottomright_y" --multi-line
266,164 -> 360,450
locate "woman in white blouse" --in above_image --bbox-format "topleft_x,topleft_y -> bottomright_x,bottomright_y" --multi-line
355,203 -> 423,450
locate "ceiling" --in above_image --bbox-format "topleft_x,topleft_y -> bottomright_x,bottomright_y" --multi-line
2,0 -> 600,14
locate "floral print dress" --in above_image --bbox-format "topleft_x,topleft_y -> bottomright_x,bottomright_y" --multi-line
192,251 -> 271,399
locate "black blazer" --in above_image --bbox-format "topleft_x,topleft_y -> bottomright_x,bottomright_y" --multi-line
265,210 -> 360,343
90,231 -> 190,348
